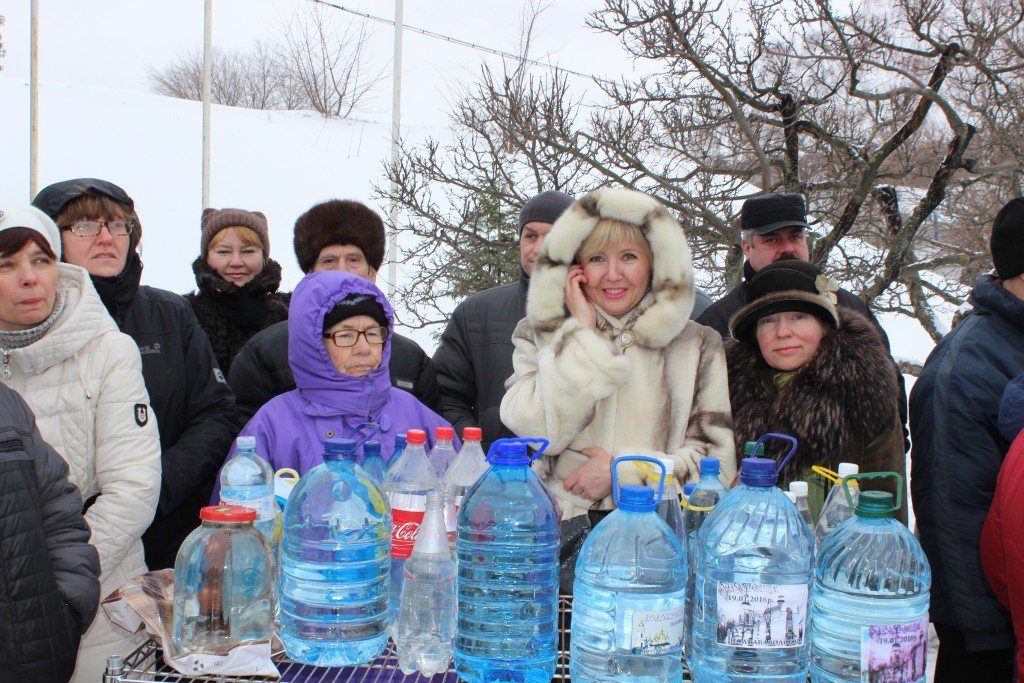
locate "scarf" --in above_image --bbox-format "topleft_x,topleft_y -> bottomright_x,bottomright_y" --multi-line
594,292 -> 656,352
0,288 -> 68,380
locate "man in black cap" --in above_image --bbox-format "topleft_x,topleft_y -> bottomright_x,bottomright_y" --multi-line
910,197 -> 1024,682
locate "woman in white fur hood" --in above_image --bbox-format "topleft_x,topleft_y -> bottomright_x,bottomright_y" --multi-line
501,188 -> 736,521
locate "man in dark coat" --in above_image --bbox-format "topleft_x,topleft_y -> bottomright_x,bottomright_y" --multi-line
0,384 -> 100,683
910,197 -> 1024,682
33,178 -> 240,570
229,199 -> 438,423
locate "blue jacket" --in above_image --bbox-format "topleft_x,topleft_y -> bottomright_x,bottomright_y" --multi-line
910,274 -> 1024,650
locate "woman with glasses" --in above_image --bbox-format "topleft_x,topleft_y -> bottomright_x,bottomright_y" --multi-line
217,269 -> 453,478
0,202 -> 160,682
32,179 -> 238,572
184,208 -> 289,376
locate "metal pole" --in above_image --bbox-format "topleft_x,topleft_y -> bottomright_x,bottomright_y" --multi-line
29,0 -> 39,199
201,0 -> 213,208
387,0 -> 403,299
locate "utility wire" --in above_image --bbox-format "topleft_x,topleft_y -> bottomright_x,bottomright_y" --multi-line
307,0 -> 615,85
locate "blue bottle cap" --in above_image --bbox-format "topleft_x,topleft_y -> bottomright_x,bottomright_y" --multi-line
395,433 -> 407,447
739,456 -> 778,486
324,437 -> 358,460
617,485 -> 657,512
490,440 -> 529,465
699,457 -> 721,475
364,440 -> 381,458
683,482 -> 697,496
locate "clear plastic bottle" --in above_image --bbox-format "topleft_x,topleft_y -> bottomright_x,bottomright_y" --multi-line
361,439 -> 387,489
655,457 -> 685,544
455,438 -> 560,683
278,437 -> 391,666
789,481 -> 813,527
396,488 -> 457,677
571,456 -> 687,683
428,426 -> 457,478
219,436 -> 277,544
691,437 -> 814,682
811,473 -> 930,682
173,505 -> 274,652
814,463 -> 860,547
382,428 -> 440,627
442,427 -> 489,537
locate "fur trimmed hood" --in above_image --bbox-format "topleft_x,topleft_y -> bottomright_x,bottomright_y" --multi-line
527,188 -> 695,349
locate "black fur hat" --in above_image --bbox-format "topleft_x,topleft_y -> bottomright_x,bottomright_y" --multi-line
729,259 -> 840,342
293,199 -> 385,274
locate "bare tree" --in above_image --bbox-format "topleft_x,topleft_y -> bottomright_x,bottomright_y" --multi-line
148,46 -> 264,108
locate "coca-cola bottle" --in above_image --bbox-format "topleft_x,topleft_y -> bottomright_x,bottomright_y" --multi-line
382,428 -> 440,629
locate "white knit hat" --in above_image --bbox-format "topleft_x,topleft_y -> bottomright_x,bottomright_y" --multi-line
0,201 -> 62,258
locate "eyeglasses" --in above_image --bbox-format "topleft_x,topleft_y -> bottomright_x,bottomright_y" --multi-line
323,326 -> 388,348
61,220 -> 135,237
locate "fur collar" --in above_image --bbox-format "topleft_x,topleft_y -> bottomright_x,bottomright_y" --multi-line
527,188 -> 695,349
191,256 -> 284,299
726,307 -> 899,475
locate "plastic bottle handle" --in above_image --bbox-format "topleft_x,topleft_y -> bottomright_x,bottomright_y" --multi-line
611,455 -> 665,507
343,421 -> 380,452
811,464 -> 858,487
752,432 -> 798,475
484,437 -> 550,463
843,471 -> 903,512
275,468 -> 300,484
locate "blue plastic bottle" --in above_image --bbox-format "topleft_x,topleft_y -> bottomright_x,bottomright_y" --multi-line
691,434 -> 814,682
811,472 -> 930,682
361,439 -> 387,488
572,456 -> 687,682
389,433 -> 407,469
454,437 -> 560,683
278,437 -> 391,666
219,435 -> 277,543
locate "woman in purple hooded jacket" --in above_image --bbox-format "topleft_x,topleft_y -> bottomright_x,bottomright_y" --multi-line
225,270 -> 454,476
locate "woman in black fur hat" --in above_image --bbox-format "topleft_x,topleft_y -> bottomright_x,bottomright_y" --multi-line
184,207 -> 289,375
726,259 -> 906,523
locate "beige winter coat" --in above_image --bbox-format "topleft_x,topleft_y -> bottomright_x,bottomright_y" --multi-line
501,189 -> 736,520
1,264 -> 161,682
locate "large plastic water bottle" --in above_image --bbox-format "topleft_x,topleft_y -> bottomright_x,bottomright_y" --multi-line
442,427 -> 489,537
219,436 -> 277,544
278,437 -> 391,666
814,463 -> 860,546
428,426 -> 458,478
361,439 -> 387,489
173,505 -> 274,652
455,437 -> 560,683
654,457 -> 685,544
382,429 -> 440,626
396,488 -> 457,676
572,456 -> 687,682
811,472 -> 930,683
691,434 -> 814,682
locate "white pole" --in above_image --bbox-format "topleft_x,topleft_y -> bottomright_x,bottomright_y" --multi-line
201,0 -> 213,208
29,0 -> 39,199
387,0 -> 404,299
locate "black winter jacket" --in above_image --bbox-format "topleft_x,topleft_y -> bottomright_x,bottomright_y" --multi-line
0,384 -> 100,683
229,319 -> 439,425
184,257 -> 289,376
91,254 -> 240,570
910,274 -> 1024,651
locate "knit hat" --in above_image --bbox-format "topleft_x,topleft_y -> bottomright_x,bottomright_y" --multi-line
0,202 -> 62,258
201,208 -> 270,255
990,197 -> 1024,280
293,200 -> 385,274
32,178 -> 141,253
741,193 -> 811,236
518,191 -> 576,235
729,259 -> 840,342
322,293 -> 388,332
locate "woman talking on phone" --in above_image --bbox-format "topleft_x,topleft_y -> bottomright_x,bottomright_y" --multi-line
500,188 -> 735,520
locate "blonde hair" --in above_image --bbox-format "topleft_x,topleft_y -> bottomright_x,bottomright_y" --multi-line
208,226 -> 264,252
577,218 -> 652,265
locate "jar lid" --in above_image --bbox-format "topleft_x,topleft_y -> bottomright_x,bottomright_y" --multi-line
200,505 -> 256,523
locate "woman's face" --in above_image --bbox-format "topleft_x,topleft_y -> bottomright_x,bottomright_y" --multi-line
755,311 -> 828,372
207,229 -> 264,286
60,213 -> 131,277
580,238 -> 652,318
0,241 -> 59,331
322,314 -> 384,377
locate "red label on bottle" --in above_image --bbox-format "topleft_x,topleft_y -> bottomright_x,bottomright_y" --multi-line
391,506 -> 425,559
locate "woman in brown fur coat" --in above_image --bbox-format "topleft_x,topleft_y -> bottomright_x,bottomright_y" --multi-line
726,259 -> 906,522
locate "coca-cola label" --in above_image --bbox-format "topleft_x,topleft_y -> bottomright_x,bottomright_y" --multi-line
391,506 -> 425,559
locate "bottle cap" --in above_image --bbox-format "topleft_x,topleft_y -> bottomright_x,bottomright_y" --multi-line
407,429 -> 427,445
463,427 -> 483,441
236,435 -> 256,451
683,482 -> 697,496
657,457 -> 675,475
743,441 -> 766,457
395,433 -> 407,447
855,490 -> 896,519
200,505 -> 256,523
490,440 -> 529,465
784,491 -> 797,504
435,426 -> 454,441
699,457 -> 721,475
364,440 -> 381,457
739,456 -> 777,486
789,481 -> 808,496
837,462 -> 859,477
617,485 -> 657,512
324,437 -> 357,460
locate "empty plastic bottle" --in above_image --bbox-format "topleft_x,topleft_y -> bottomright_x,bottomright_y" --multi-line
789,481 -> 813,527
383,429 -> 440,626
442,427 -> 489,537
361,439 -> 387,489
219,436 -> 277,544
690,434 -> 814,682
655,457 -> 685,544
396,488 -> 457,677
455,438 -> 560,683
572,456 -> 687,683
173,505 -> 274,653
278,437 -> 391,666
814,463 -> 860,547
428,426 -> 457,478
811,472 -> 930,683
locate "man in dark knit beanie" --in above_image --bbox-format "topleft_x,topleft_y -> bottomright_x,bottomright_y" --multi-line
228,199 -> 438,422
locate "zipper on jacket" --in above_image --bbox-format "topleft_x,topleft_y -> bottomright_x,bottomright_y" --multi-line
1,350 -> 10,381
0,438 -> 25,453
